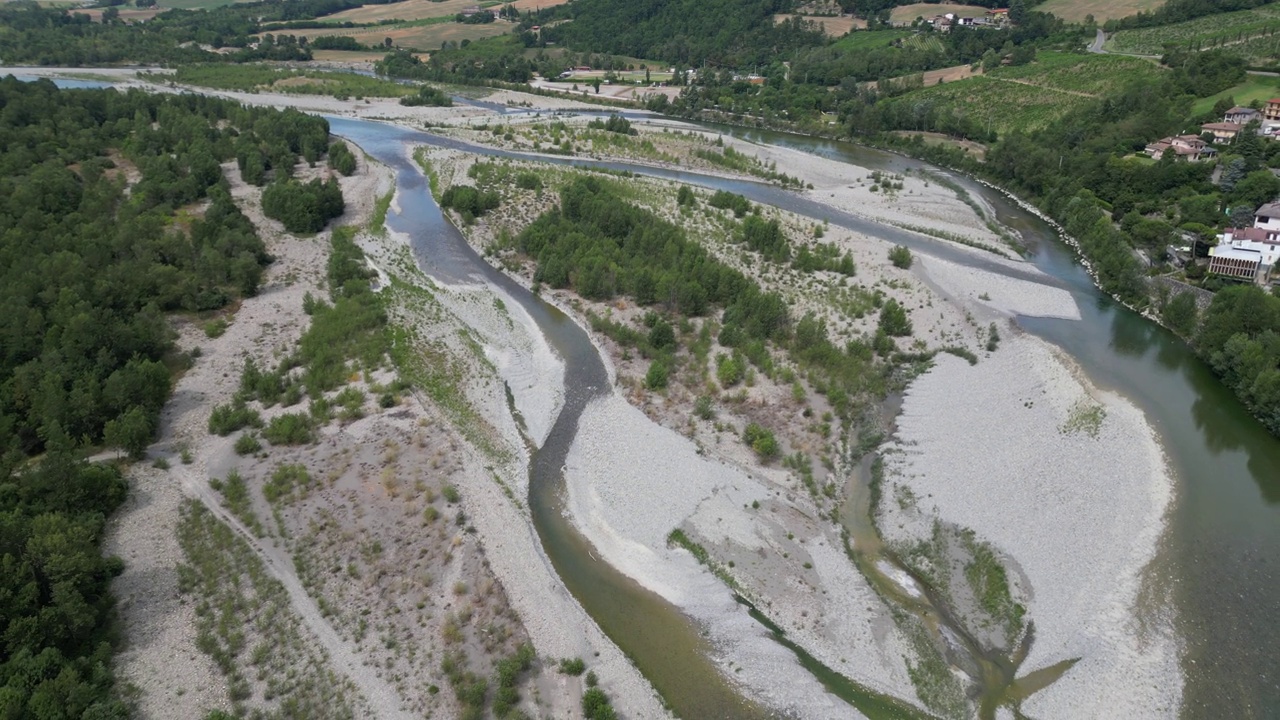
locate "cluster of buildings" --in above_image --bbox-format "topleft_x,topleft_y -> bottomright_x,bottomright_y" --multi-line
1146,101 -> 1280,162
925,8 -> 1009,31
1208,202 -> 1280,286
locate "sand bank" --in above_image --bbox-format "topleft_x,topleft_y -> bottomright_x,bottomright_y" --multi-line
879,333 -> 1181,717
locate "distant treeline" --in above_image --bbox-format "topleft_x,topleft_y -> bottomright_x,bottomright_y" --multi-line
535,0 -> 826,68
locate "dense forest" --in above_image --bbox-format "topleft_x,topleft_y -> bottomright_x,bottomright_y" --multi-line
537,0 -> 826,68
0,435 -> 130,719
0,78 -> 333,459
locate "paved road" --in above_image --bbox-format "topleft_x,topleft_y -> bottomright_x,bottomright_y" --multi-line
1089,28 -> 1106,53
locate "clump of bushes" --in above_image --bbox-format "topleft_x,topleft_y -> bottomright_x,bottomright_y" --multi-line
709,189 -> 751,218
743,422 -> 780,460
440,184 -> 500,224
209,401 -> 262,436
327,140 -> 357,176
889,244 -> 913,269
262,177 -> 345,234
262,412 -> 313,445
400,86 -> 453,107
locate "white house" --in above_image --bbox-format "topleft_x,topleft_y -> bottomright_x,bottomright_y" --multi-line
1208,224 -> 1280,285
1253,202 -> 1280,232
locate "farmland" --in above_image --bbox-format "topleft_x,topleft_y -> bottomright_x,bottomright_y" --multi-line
988,51 -> 1163,95
267,19 -> 509,51
1106,2 -> 1280,58
773,13 -> 863,37
878,52 -> 1168,137
321,0 -> 496,25
1036,0 -> 1165,23
832,28 -> 912,51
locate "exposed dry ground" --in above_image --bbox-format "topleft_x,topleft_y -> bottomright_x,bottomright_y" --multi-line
105,139 -> 566,719
774,12 -> 864,36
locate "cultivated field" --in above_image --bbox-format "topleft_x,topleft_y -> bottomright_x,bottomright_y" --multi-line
1037,0 -> 1164,23
889,3 -> 988,24
880,53 -> 1164,136
268,20 -> 509,51
322,0 -> 491,25
322,0 -> 568,24
774,13 -> 863,37
1106,2 -> 1280,56
832,28 -> 912,50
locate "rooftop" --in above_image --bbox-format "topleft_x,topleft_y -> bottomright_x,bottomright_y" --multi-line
1255,202 -> 1280,218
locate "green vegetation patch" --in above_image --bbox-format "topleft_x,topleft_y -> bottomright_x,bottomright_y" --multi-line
172,64 -> 415,98
1107,3 -> 1280,60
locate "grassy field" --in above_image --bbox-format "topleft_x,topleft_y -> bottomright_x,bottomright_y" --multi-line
1037,0 -> 1165,23
1106,2 -> 1280,57
882,52 -> 1167,136
267,20 -> 509,51
889,3 -> 987,24
1192,74 -> 1280,114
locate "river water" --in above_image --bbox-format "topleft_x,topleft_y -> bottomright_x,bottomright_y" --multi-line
329,115 -> 1280,719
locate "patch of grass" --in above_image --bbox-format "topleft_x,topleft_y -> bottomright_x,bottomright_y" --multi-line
1061,399 -> 1106,437
208,401 -> 262,436
959,529 -> 1025,639
557,657 -> 586,675
204,318 -> 229,338
370,186 -> 395,234
666,528 -> 741,593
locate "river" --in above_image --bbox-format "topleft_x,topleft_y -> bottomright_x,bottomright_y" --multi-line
328,113 -> 1280,719
29,71 -> 1279,718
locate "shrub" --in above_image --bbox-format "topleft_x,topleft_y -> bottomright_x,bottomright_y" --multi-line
676,185 -> 695,206
743,423 -> 780,460
558,657 -> 586,675
878,300 -> 913,337
327,140 -> 357,176
694,395 -> 715,420
889,245 -> 913,269
208,401 -> 262,436
442,484 -> 460,503
262,412 -> 313,445
440,184 -> 500,223
400,86 -> 453,107
709,190 -> 751,218
716,353 -> 744,387
234,432 -> 262,455
582,688 -> 616,720
986,322 -> 1001,352
644,360 -> 669,390
516,172 -> 542,191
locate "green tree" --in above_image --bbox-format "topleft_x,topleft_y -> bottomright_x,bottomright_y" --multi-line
878,299 -> 913,337
1162,292 -> 1199,336
103,407 -> 154,460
